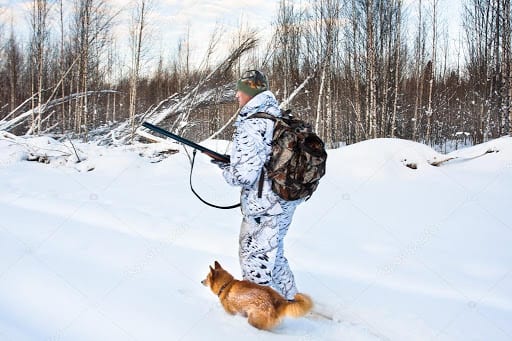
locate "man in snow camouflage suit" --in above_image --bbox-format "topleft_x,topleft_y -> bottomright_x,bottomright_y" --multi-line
214,70 -> 303,300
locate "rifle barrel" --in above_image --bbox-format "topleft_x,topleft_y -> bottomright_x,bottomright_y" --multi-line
142,122 -> 230,163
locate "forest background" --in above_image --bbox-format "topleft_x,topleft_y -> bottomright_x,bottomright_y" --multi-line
1,0 -> 511,150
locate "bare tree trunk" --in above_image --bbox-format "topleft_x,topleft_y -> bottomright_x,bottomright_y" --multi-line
413,0 -> 425,141
426,0 -> 438,145
508,0 -> 512,136
380,1 -> 392,138
351,0 -> 363,142
313,0 -> 340,141
277,0 -> 303,102
326,71 -> 333,145
315,61 -> 327,134
82,3 -> 90,140
499,0 -> 511,136
7,22 -> 21,114
67,0 -> 115,138
391,0 -> 402,138
129,0 -> 149,140
68,74 -> 73,130
60,0 -> 66,132
113,92 -> 117,123
37,22 -> 44,134
29,0 -> 50,136
353,51 -> 363,141
495,0 -> 502,137
366,0 -> 377,139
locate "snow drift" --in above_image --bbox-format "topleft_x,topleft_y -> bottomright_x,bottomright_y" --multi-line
0,133 -> 511,340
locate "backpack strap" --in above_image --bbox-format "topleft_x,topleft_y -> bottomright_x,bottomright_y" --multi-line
257,169 -> 265,198
247,112 -> 277,121
248,112 -> 276,199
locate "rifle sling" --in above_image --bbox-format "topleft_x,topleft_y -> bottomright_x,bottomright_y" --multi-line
190,149 -> 241,210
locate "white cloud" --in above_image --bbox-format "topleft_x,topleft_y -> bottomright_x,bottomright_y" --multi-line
144,0 -> 276,67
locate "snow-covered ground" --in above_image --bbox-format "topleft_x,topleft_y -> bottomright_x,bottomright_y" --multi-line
1,132 -> 511,341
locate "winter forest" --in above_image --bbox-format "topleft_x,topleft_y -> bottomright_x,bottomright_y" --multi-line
1,0 -> 512,150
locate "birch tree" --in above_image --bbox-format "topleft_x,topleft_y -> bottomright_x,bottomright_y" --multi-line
506,0 -> 512,136
129,0 -> 151,139
365,0 -> 377,139
425,0 -> 438,144
29,0 -> 51,135
412,0 -> 426,141
351,0 -> 364,141
463,0 -> 512,142
70,0 -> 114,138
6,22 -> 23,114
391,0 -> 402,138
309,0 -> 341,146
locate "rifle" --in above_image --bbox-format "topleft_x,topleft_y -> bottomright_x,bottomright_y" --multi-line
142,122 -> 230,163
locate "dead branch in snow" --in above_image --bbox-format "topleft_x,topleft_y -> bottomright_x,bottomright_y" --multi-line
122,35 -> 258,145
0,90 -> 120,133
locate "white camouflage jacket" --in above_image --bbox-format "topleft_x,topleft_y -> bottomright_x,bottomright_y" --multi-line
222,91 -> 284,217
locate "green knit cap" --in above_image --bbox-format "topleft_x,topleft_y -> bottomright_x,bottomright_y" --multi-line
236,70 -> 269,97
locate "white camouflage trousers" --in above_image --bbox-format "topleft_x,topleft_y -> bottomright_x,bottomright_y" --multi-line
238,199 -> 300,300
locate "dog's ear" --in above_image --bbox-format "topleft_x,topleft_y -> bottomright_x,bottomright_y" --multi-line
214,261 -> 222,270
209,265 -> 214,273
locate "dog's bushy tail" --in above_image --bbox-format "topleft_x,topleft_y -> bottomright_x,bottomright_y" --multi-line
279,293 -> 313,318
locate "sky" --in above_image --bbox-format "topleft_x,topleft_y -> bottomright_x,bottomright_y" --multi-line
0,0 -> 465,71
114,0 -> 278,66
0,0 -> 278,71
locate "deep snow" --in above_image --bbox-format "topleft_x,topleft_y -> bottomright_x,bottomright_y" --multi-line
0,133 -> 511,341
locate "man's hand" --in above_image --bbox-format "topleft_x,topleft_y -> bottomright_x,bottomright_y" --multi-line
211,159 -> 230,170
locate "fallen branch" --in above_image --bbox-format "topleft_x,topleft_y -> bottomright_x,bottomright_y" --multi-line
0,94 -> 38,123
429,149 -> 498,166
206,108 -> 240,141
0,90 -> 120,133
67,136 -> 82,163
168,36 -> 258,135
279,74 -> 314,109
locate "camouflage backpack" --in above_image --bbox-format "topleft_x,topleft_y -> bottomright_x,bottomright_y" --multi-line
249,110 -> 327,201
